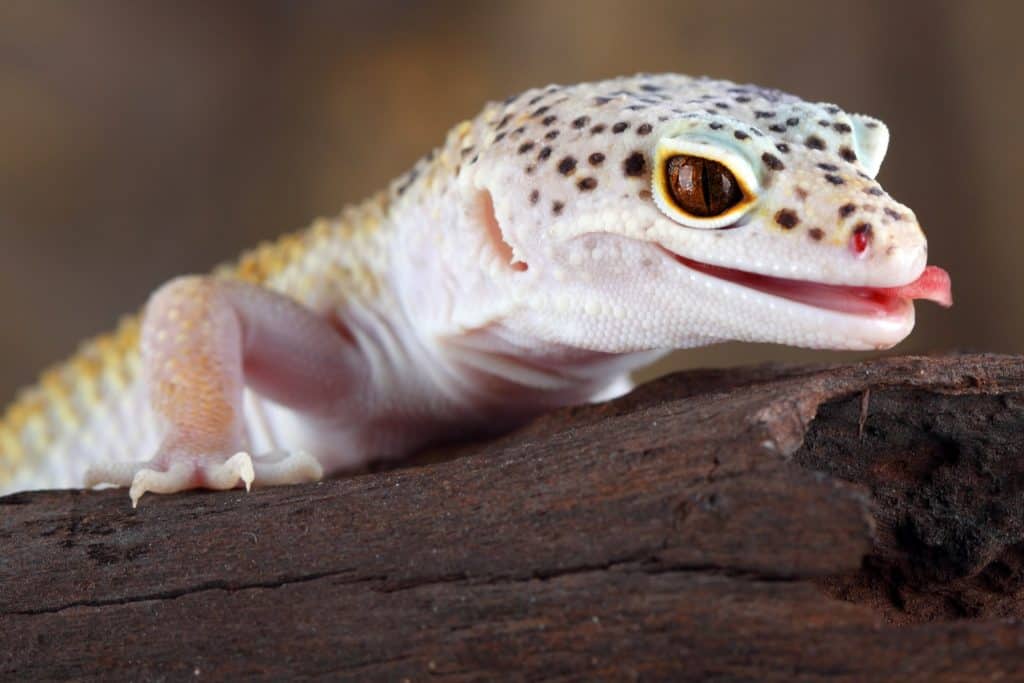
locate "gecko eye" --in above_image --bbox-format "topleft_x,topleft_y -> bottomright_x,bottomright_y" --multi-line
664,155 -> 744,217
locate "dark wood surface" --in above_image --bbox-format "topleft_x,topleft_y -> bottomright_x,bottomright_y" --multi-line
2,354 -> 1023,681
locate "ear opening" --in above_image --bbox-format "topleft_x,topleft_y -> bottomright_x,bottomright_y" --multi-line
476,189 -> 528,272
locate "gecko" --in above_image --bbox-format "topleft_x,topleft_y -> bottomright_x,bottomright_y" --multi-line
0,74 -> 952,506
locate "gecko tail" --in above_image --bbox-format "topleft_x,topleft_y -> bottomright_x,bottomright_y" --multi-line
0,315 -> 157,496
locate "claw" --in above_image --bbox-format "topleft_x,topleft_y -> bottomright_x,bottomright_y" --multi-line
205,452 -> 255,492
129,463 -> 191,508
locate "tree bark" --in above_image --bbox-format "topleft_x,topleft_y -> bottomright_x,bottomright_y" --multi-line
2,354 -> 1023,681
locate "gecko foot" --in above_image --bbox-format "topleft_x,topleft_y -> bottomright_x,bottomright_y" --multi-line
87,450 -> 322,507
87,452 -> 255,507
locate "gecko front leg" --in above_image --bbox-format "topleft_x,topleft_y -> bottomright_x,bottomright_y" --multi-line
86,275 -> 368,506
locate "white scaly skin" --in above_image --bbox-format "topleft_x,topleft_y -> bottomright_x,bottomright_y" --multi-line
0,74 -> 949,504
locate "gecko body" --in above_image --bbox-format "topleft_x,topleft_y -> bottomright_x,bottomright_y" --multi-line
0,74 -> 951,504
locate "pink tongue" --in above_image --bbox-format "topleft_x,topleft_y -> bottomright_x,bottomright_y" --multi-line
877,266 -> 953,307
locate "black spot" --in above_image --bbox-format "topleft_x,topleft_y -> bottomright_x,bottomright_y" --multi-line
819,120 -> 831,127
590,124 -> 606,134
529,190 -> 539,204
594,96 -> 612,106
552,201 -> 564,215
497,114 -> 512,129
809,227 -> 825,241
866,187 -> 885,196
806,136 -> 827,150
825,105 -> 840,114
776,143 -> 790,153
735,95 -> 752,103
572,116 -> 590,128
640,83 -> 661,92
532,105 -> 550,117
538,146 -> 552,161
824,174 -> 845,185
513,126 -> 526,136
709,122 -> 724,130
612,122 -> 629,133
715,102 -> 730,109
542,115 -> 557,126
817,163 -> 839,171
545,130 -> 560,140
865,121 -> 879,129
578,177 -> 598,191
525,165 -> 535,175
518,142 -> 535,154
775,209 -> 800,229
528,95 -> 544,105
839,203 -> 857,218
769,124 -> 786,133
627,105 -> 647,111
833,122 -> 852,134
588,152 -> 605,165
839,146 -> 858,163
637,123 -> 653,135
470,155 -> 478,165
558,156 -> 577,175
754,110 -> 776,118
786,117 -> 800,126
623,152 -> 646,177
734,130 -> 750,140
884,208 -> 904,221
762,153 -> 785,171
494,132 -> 507,143
460,146 -> 474,157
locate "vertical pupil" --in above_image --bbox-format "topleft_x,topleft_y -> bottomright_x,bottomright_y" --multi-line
666,155 -> 743,217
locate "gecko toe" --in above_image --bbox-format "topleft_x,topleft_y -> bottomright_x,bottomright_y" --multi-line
129,464 -> 192,508
203,452 -> 255,492
251,450 -> 323,486
85,461 -> 143,489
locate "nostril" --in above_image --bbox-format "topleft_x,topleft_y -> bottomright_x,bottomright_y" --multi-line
850,223 -> 872,257
477,189 -> 528,272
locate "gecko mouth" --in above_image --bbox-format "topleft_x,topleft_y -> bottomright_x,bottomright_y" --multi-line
667,251 -> 953,317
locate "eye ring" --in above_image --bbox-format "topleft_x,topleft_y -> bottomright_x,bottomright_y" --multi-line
664,155 -> 744,217
652,131 -> 759,229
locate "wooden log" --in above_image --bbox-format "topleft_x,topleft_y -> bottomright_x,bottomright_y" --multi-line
1,354 -> 1022,681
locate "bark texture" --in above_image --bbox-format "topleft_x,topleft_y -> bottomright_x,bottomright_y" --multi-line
2,354 -> 1023,681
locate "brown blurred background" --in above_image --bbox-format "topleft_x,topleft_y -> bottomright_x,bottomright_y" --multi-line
1,0 -> 1021,400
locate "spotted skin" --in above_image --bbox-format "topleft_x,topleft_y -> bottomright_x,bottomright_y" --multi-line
0,74 -> 948,502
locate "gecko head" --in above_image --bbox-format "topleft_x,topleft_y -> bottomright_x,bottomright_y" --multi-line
448,75 -> 951,353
